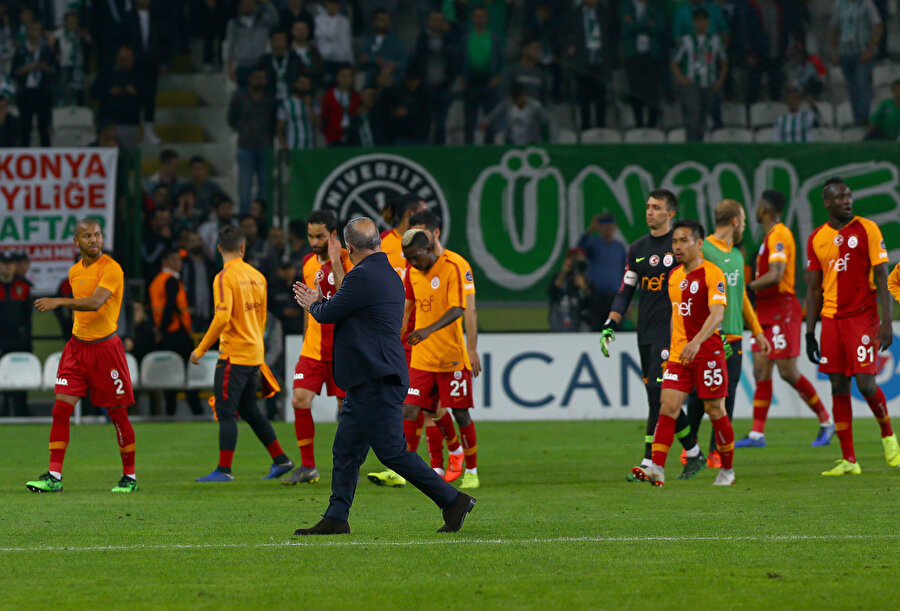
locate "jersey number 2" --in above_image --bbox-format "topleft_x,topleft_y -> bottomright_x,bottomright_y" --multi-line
113,379 -> 124,394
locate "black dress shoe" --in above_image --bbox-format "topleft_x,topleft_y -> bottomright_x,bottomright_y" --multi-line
292,517 -> 350,536
437,493 -> 476,533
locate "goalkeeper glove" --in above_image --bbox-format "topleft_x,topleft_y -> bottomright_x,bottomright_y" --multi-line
600,319 -> 618,358
722,336 -> 733,359
805,331 -> 821,364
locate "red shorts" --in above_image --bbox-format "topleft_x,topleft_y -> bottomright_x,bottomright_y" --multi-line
407,367 -> 474,410
819,311 -> 880,377
293,356 -> 346,398
662,353 -> 728,399
752,298 -> 802,360
54,334 -> 134,407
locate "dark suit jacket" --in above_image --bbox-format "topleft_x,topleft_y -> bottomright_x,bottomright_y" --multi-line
308,251 -> 408,390
122,9 -> 164,66
564,3 -> 615,76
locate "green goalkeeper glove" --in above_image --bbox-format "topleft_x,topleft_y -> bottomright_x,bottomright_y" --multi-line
600,320 -> 619,358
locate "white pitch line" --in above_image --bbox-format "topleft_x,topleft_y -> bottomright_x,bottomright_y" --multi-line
1,533 -> 897,553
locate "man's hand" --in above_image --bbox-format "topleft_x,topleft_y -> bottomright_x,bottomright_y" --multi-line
754,333 -> 772,357
293,279 -> 324,312
407,328 -> 432,345
468,348 -> 482,377
722,336 -> 733,359
190,351 -> 201,365
805,331 -> 821,364
327,231 -> 342,264
34,297 -> 59,312
681,340 -> 700,365
600,326 -> 616,358
878,320 -> 893,352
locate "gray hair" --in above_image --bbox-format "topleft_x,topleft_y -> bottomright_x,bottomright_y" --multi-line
343,216 -> 382,250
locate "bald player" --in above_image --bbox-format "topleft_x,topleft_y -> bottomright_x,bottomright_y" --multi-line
28,219 -> 138,493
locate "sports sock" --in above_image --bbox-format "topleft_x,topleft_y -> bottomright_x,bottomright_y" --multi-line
459,421 -> 477,469
651,414 -> 676,467
792,376 -> 830,424
434,412 -> 461,452
686,394 -> 704,441
864,387 -> 893,437
752,379 -> 773,434
218,449 -> 235,473
832,394 -> 855,463
48,400 -> 75,476
685,444 -> 700,458
403,419 -> 419,452
425,425 -> 444,469
711,415 -> 735,470
107,407 -> 136,477
265,440 -> 288,464
218,417 -> 238,473
414,411 -> 424,448
675,408 -> 697,449
644,386 -> 661,460
293,408 -> 316,468
238,402 -> 285,462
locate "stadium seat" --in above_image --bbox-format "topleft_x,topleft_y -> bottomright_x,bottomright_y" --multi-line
841,127 -> 867,142
666,127 -> 686,143
139,351 -> 186,389
623,128 -> 665,143
493,131 -> 506,145
126,353 -> 140,390
550,103 -> 579,130
445,99 -> 464,134
54,126 -> 95,147
813,103 -> 835,127
749,102 -> 788,128
0,352 -> 42,391
52,106 -> 94,130
873,64 -> 900,88
616,102 -> 636,130
580,128 -> 622,143
754,127 -> 776,143
811,127 -> 842,142
835,101 -> 855,127
186,350 -> 218,390
710,128 -> 753,143
555,129 -> 578,143
874,84 -> 892,105
720,102 -> 747,128
661,102 -> 683,130
42,352 -> 63,391
828,65 -> 845,87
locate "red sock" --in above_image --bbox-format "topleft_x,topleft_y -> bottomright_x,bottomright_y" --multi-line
414,411 -> 424,449
865,387 -> 893,437
48,400 -> 74,474
792,376 -> 830,424
651,414 -> 676,467
426,425 -> 444,469
712,415 -> 735,470
832,394 -> 855,463
403,419 -> 419,452
218,449 -> 235,470
265,439 -> 285,460
459,421 -> 477,469
752,379 -> 772,434
435,412 -> 461,452
293,408 -> 315,468
107,407 -> 136,476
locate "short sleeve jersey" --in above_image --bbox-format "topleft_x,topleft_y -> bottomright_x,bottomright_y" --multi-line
380,229 -> 407,280
701,236 -> 744,338
70,254 -> 124,341
667,260 -> 728,363
406,252 -> 471,372
300,250 -> 353,361
756,222 -> 796,300
806,216 -> 888,319
888,261 -> 900,305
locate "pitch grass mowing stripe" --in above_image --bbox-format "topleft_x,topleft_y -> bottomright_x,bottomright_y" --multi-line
3,533 -> 899,553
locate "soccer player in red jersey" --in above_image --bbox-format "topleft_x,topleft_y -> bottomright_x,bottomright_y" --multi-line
805,177 -> 899,475
282,210 -> 352,485
737,190 -> 834,448
633,219 -> 736,486
27,219 -> 138,493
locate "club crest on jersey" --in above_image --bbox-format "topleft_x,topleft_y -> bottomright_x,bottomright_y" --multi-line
328,272 -> 335,285
110,369 -> 119,380
431,276 -> 440,289
833,235 -> 844,246
775,242 -> 784,252
773,325 -> 781,334
690,281 -> 699,294
465,270 -> 473,282
679,279 -> 688,290
660,349 -> 670,360
315,270 -> 325,281
848,236 -> 858,248
707,361 -> 716,368
663,254 -> 674,267
453,370 -> 463,380
881,240 -> 886,249
717,281 -> 725,293
861,334 -> 870,346
649,255 -> 660,266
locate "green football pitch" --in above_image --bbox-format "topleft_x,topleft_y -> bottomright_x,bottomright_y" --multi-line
1,419 -> 897,609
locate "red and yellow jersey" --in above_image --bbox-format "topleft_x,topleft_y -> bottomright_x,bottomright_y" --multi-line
300,250 -> 352,361
406,251 -> 471,372
70,254 -> 124,341
756,222 -> 796,299
667,260 -> 728,363
806,216 -> 888,319
196,258 -> 267,366
444,249 -> 476,298
889,261 -> 900,304
380,228 -> 407,280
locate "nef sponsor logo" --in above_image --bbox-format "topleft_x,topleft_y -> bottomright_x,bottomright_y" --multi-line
641,273 -> 666,291
827,253 -> 850,272
416,295 -> 434,313
724,270 -> 740,286
673,299 -> 693,316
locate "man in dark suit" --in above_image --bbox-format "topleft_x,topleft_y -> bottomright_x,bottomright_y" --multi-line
292,217 -> 475,535
123,0 -> 164,143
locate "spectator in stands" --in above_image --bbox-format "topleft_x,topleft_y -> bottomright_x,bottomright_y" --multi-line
289,19 -> 323,86
181,231 -> 214,329
321,65 -> 360,145
198,195 -> 237,261
578,213 -> 626,331
347,84 -> 387,146
672,8 -> 728,142
123,0 -> 164,144
359,9 -> 406,87
866,79 -> 900,140
480,83 -> 555,146
228,68 -> 276,214
673,0 -> 729,38
240,215 -> 278,279
53,11 -> 89,106
54,268 -> 74,341
565,0 -> 611,130
186,155 -> 225,219
830,0 -> 883,126
786,42 -> 826,99
146,149 -> 180,194
173,185 -> 203,233
189,0 -> 228,72
0,4 -> 13,76
287,219 -> 311,267
268,225 -> 287,259
409,9 -> 457,144
462,6 -> 503,144
734,0 -> 787,104
258,29 -> 302,103
150,184 -> 173,213
141,206 -> 178,283
249,198 -> 269,237
315,0 -> 353,85
12,20 -> 55,146
621,0 -> 665,128
0,250 -> 32,417
90,0 -> 129,71
0,94 -> 19,147
91,45 -> 142,151
225,0 -> 278,88
385,71 -> 430,146
269,259 -> 304,335
281,0 -> 315,35
523,1 -> 566,101
127,302 -> 157,362
548,247 -> 591,333
773,87 -> 819,142
277,73 -> 319,150
505,39 -> 548,104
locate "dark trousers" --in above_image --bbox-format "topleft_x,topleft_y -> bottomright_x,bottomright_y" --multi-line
464,82 -> 498,144
746,56 -> 784,104
680,84 -> 720,142
136,63 -> 159,123
160,329 -> 203,416
687,338 -> 742,453
588,291 -> 615,332
426,86 -> 452,145
626,54 -> 661,128
639,342 -> 695,459
0,392 -> 28,417
214,360 -> 279,453
324,377 -> 459,523
18,89 -> 52,146
576,72 -> 607,129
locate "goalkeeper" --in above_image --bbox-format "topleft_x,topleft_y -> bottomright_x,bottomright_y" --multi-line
599,190 -> 704,480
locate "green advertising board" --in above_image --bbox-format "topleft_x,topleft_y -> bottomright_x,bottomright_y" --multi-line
288,144 -> 900,303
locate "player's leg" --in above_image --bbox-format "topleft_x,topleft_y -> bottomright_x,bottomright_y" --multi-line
451,408 -> 477,487
26,392 -> 79,492
736,349 -> 775,447
437,370 -> 475,487
234,365 -> 293,478
776,357 -> 834,446
709,341 -> 742,456
424,411 -> 445,471
405,408 -> 426,452
703,397 -> 736,486
282,387 -> 320,484
854,372 -> 899,467
821,372 -> 861,474
633,373 -> 690,486
197,359 -> 240,481
677,390 -> 707,480
108,405 -> 138,492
